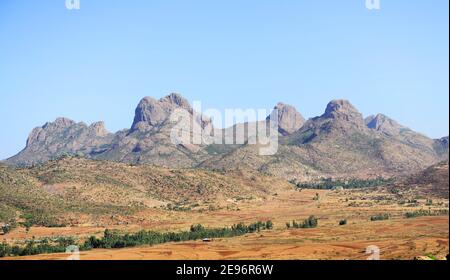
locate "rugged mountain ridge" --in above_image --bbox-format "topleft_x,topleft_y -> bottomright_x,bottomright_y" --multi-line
6,118 -> 114,166
4,94 -> 448,180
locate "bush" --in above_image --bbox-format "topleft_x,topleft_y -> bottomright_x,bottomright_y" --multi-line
301,216 -> 318,228
1,224 -> 11,234
405,209 -> 449,219
0,242 -> 11,257
370,214 -> 390,221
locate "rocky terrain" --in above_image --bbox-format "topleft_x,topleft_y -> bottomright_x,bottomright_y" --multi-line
3,94 -> 448,181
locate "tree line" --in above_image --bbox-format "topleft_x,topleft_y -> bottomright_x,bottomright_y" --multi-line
0,221 -> 273,258
291,177 -> 393,190
286,216 -> 318,229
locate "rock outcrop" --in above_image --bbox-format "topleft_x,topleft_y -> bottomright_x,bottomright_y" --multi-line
365,113 -> 406,136
269,102 -> 305,135
7,118 -> 113,166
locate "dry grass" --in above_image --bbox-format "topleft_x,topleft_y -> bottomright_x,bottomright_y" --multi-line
2,180 -> 448,260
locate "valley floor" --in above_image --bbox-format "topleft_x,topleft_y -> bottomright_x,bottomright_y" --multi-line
2,188 -> 448,260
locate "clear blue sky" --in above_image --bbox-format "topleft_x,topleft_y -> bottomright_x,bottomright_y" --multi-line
0,0 -> 448,160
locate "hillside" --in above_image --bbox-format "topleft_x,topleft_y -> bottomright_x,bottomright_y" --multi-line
0,157 -> 289,226
402,161 -> 449,199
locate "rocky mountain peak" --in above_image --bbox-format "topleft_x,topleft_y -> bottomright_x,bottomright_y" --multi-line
365,113 -> 405,136
160,93 -> 191,110
43,117 -> 76,129
269,102 -> 305,135
88,121 -> 109,137
323,100 -> 361,118
131,93 -> 197,132
321,99 -> 365,127
27,118 -> 76,147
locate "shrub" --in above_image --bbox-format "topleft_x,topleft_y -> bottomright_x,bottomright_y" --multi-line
301,216 -> 318,228
0,242 -> 11,257
1,224 -> 11,234
370,214 -> 390,221
405,209 -> 449,219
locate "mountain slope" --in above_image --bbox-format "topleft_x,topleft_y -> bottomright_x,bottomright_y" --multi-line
0,157 -> 289,225
399,161 -> 449,199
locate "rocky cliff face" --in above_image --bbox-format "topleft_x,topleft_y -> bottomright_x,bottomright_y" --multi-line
6,118 -> 113,166
90,93 -> 214,168
366,114 -> 405,136
131,93 -> 194,132
321,99 -> 367,130
270,102 -> 305,135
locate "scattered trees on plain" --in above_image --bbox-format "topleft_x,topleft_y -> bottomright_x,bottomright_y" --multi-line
286,216 -> 318,229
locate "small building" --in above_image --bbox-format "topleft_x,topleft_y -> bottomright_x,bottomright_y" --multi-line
202,238 -> 212,242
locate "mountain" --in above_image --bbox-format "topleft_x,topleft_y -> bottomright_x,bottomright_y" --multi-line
201,100 -> 448,179
92,93 -> 213,168
365,113 -> 446,157
6,118 -> 114,167
4,94 -> 448,180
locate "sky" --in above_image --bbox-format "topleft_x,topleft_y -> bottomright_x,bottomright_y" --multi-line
0,0 -> 448,160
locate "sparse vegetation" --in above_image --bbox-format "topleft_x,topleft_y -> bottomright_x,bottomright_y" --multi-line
370,214 -> 390,221
0,221 -> 273,258
404,209 -> 449,219
313,193 -> 320,201
20,213 -> 65,229
1,221 -> 15,235
292,177 -> 393,190
85,221 -> 274,250
0,237 -> 76,258
286,216 -> 318,229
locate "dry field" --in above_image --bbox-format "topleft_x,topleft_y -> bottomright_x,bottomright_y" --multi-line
2,186 -> 448,260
